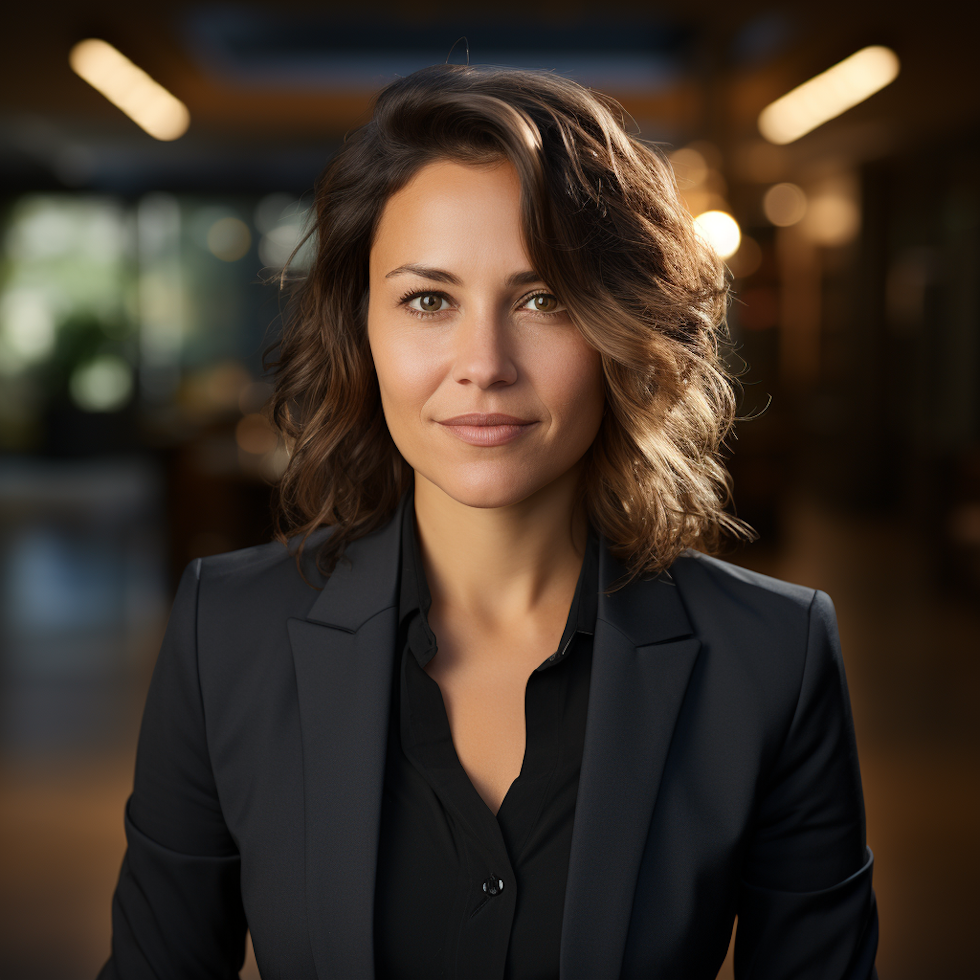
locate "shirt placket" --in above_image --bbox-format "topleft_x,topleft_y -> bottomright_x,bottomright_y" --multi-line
402,651 -> 519,979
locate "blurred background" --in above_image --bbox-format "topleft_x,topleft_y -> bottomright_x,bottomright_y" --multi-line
0,1 -> 978,977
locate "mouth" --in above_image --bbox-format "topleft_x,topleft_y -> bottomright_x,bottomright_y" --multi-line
436,413 -> 538,447
439,413 -> 535,426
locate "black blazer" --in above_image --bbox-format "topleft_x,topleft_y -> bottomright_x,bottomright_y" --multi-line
101,494 -> 878,979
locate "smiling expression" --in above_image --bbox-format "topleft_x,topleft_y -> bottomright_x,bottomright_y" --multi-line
367,157 -> 606,509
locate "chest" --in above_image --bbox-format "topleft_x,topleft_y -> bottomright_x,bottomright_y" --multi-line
421,601 -> 573,809
423,647 -> 544,814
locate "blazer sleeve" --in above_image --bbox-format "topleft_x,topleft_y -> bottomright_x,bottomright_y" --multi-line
734,589 -> 879,979
98,560 -> 247,979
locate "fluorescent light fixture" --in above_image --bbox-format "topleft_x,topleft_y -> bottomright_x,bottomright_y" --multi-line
69,38 -> 190,141
758,45 -> 899,145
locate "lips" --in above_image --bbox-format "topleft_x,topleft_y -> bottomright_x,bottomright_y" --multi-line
437,413 -> 538,447
438,413 -> 535,426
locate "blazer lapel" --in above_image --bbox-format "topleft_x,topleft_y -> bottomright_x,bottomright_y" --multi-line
560,545 -> 702,980
288,498 -> 407,980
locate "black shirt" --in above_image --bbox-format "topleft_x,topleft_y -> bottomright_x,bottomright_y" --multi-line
373,500 -> 599,980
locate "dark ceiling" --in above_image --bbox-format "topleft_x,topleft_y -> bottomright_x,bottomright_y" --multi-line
2,0 -> 978,193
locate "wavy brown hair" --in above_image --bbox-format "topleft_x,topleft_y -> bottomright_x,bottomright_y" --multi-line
267,63 -> 754,585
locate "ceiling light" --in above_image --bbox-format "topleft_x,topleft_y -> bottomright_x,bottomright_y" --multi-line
758,45 -> 899,145
69,38 -> 190,141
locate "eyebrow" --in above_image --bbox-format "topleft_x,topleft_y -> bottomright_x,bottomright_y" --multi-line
384,264 -> 544,288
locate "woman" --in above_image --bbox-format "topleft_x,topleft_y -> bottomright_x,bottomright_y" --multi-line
101,65 -> 877,978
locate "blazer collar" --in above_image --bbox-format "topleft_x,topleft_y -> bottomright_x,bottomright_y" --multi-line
304,492 -> 409,631
304,495 -> 694,643
596,541 -> 695,645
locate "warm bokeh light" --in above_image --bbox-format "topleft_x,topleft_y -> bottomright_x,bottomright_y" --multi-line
763,183 -> 807,227
668,143 -> 730,218
693,210 -> 741,259
207,217 -> 252,261
802,191 -> 861,246
668,147 -> 709,187
235,413 -> 278,455
758,45 -> 900,145
69,38 -> 190,141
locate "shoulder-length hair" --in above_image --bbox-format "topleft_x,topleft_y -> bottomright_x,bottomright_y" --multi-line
267,63 -> 753,585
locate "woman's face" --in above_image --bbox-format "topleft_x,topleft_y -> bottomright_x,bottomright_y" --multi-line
367,157 -> 606,510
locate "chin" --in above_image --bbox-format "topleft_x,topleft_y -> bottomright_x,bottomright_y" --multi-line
416,457 -> 564,511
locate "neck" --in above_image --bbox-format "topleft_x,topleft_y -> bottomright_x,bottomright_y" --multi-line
412,467 -> 588,627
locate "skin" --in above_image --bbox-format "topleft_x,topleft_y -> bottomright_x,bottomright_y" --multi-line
367,158 -> 606,814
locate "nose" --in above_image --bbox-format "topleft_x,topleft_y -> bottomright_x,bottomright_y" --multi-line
450,309 -> 518,389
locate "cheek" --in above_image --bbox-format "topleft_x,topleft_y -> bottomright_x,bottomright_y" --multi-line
539,340 -> 605,426
370,327 -> 444,426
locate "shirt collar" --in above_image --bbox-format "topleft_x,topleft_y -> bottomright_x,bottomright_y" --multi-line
398,489 -> 599,671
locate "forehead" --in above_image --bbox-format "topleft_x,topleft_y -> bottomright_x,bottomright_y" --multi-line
370,158 -> 527,273
391,156 -> 518,212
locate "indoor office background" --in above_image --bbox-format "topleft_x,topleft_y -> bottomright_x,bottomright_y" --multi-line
0,2 -> 978,978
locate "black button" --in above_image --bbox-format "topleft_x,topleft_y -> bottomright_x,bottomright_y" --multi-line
482,876 -> 504,896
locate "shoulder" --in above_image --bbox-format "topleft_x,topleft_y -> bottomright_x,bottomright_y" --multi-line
669,551 -> 836,667
663,551 -> 837,695
187,528 -> 335,624
653,554 -> 846,757
668,549 -> 820,610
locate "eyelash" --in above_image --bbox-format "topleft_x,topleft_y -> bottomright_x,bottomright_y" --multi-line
397,288 -> 566,320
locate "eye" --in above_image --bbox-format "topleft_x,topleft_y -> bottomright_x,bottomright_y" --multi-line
398,288 -> 453,318
407,291 -> 447,313
522,292 -> 563,314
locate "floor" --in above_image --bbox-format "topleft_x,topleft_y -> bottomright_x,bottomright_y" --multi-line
0,494 -> 977,978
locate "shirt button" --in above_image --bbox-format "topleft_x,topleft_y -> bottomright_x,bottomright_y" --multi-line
482,876 -> 504,896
